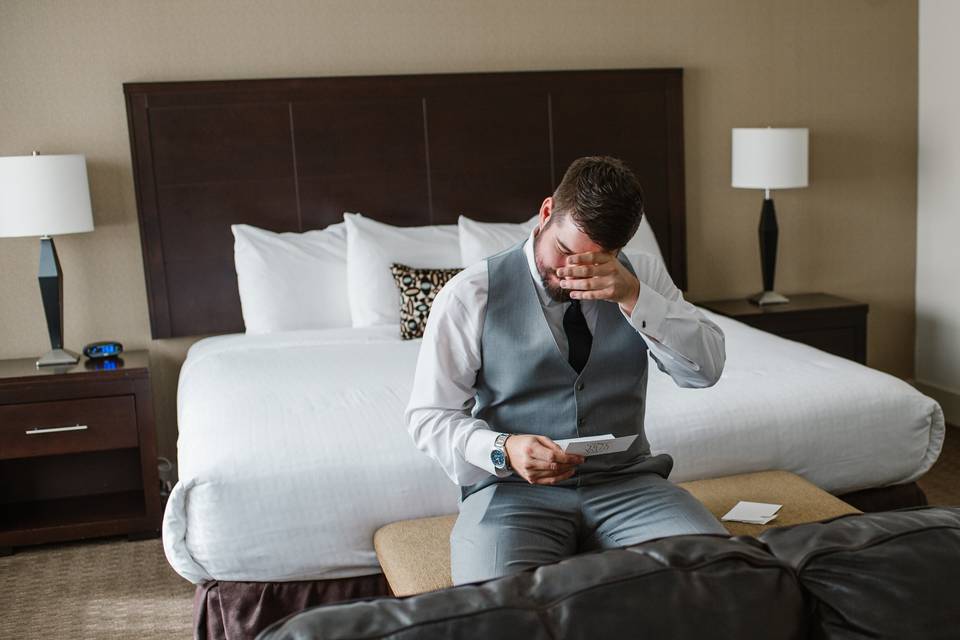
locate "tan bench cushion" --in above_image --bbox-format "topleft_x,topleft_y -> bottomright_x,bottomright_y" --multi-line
374,470 -> 861,597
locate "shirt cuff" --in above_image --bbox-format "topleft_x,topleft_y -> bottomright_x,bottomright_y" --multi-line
623,281 -> 669,340
465,428 -> 513,478
620,283 -> 701,371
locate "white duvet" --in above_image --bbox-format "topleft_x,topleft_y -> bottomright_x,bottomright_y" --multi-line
163,311 -> 945,584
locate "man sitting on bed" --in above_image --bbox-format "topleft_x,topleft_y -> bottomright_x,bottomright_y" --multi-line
405,156 -> 728,586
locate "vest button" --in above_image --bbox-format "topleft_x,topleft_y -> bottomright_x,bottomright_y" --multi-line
577,382 -> 585,391
578,418 -> 585,427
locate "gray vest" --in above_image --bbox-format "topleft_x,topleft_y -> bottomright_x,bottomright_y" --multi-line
463,241 -> 674,501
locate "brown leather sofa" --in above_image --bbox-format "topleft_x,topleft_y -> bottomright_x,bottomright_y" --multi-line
257,506 -> 960,640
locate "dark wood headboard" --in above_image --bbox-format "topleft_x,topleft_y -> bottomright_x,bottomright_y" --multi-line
124,68 -> 687,339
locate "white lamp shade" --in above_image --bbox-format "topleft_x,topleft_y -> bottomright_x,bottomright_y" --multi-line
731,128 -> 809,190
0,154 -> 95,238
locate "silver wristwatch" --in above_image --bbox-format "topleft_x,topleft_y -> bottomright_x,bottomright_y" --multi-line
491,433 -> 512,471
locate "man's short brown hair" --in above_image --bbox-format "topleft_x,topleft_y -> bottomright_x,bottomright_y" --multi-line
550,156 -> 645,252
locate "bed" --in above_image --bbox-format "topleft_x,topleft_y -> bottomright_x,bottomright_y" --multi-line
165,316 -> 943,584
123,69 -> 942,639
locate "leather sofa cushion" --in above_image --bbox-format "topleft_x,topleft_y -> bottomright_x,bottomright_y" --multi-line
759,506 -> 960,640
258,534 -> 806,640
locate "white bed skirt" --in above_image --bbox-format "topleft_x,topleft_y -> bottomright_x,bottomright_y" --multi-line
163,313 -> 944,584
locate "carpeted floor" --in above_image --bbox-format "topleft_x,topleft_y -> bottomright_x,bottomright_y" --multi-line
916,423 -> 960,506
0,535 -> 193,639
1,425 -> 957,640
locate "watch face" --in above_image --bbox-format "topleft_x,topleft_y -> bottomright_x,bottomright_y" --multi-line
491,449 -> 506,468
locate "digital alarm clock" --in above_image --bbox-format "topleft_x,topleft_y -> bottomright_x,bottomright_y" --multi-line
83,341 -> 124,359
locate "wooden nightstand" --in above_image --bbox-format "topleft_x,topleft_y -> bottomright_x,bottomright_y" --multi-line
698,293 -> 868,364
0,351 -> 161,555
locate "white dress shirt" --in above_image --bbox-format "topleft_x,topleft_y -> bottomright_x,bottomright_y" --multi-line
404,228 -> 725,486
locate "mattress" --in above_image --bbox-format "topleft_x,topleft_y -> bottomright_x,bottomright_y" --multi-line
163,312 -> 945,584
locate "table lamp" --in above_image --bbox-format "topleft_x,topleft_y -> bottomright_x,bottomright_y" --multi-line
0,152 -> 95,366
731,127 -> 808,305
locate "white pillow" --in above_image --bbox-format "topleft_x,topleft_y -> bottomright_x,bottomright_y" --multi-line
458,214 -> 665,266
232,223 -> 351,334
627,216 -> 665,265
343,213 -> 461,327
458,214 -> 540,265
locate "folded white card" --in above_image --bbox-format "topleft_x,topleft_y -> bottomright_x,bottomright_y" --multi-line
721,501 -> 783,525
555,434 -> 637,457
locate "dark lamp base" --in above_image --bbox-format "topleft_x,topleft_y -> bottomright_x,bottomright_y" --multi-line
36,348 -> 80,368
749,290 -> 791,306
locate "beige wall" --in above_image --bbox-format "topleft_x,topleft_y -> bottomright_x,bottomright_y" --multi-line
917,0 -> 959,425
0,0 -> 919,460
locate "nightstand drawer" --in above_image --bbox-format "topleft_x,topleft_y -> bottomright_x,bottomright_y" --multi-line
0,396 -> 138,460
778,326 -> 862,362
699,294 -> 869,365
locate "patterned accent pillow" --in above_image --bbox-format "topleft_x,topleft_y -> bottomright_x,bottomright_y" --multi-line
390,263 -> 463,340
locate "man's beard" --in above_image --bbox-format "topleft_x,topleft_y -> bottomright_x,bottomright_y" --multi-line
533,227 -> 571,303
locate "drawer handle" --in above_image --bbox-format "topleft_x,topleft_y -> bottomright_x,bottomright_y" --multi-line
25,424 -> 89,435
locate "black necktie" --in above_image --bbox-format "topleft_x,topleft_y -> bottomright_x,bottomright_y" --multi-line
563,300 -> 593,374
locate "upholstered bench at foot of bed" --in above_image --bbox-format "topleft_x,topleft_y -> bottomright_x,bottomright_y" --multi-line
373,469 -> 860,597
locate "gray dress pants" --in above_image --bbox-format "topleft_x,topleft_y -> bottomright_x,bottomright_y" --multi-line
450,472 -> 728,586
